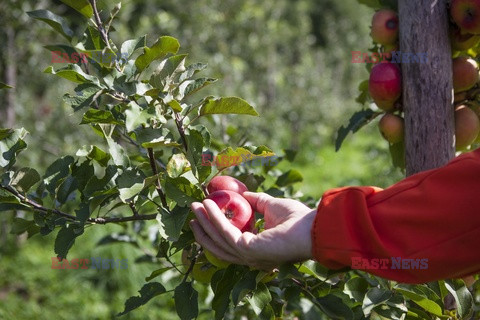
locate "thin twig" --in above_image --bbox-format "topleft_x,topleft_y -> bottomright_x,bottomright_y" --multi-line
147,148 -> 168,208
88,0 -> 121,71
175,113 -> 189,152
0,186 -> 158,225
129,202 -> 139,216
89,0 -> 110,51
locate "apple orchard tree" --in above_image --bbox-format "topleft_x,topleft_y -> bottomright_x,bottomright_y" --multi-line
0,0 -> 479,319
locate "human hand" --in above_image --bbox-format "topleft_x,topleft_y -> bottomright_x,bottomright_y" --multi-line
189,192 -> 316,270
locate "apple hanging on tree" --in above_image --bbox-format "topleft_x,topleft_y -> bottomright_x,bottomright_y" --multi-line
369,62 -> 402,111
450,0 -> 480,35
371,9 -> 399,45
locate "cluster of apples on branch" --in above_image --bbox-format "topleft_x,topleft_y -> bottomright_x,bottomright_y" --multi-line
367,1 -> 480,151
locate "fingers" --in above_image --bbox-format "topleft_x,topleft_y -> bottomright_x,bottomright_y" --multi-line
242,192 -> 274,215
189,220 -> 244,265
202,199 -> 244,248
190,202 -> 239,254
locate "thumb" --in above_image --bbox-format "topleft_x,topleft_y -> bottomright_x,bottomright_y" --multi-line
242,192 -> 274,215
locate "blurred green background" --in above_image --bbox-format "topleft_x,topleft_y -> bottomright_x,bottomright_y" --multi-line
0,0 -> 404,318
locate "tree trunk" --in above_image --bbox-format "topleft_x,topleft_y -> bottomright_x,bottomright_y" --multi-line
399,0 -> 455,176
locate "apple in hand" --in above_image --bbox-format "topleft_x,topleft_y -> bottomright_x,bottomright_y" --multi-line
451,0 -> 480,35
379,113 -> 404,144
455,105 -> 480,150
369,62 -> 402,111
452,56 -> 479,92
371,9 -> 399,45
207,176 -> 248,194
206,190 -> 254,233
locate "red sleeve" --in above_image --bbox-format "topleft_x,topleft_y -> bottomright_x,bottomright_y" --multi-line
311,148 -> 480,283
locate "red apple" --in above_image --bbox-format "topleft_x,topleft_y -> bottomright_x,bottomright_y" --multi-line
207,176 -> 248,194
455,105 -> 480,150
369,62 -> 402,111
206,190 -> 254,232
451,0 -> 480,35
452,56 -> 479,92
379,113 -> 404,144
371,9 -> 399,45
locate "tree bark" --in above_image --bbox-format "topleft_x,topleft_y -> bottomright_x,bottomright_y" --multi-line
399,0 -> 455,176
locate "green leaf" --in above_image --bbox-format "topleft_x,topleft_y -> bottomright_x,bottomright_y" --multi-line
0,129 -> 14,140
199,97 -> 259,116
136,127 -> 181,149
164,176 -> 203,207
355,79 -> 370,105
97,233 -> 139,247
42,156 -> 75,194
178,78 -> 217,99
389,141 -> 405,170
0,82 -> 13,89
335,109 -> 380,151
150,54 -> 188,88
99,124 -> 130,167
248,283 -> 272,315
394,284 -> 443,317
211,266 -> 238,320
81,109 -> 122,125
10,218 -> 40,238
118,282 -> 166,316
297,261 -> 327,281
44,64 -> 99,84
362,287 -> 393,316
125,102 -> 155,132
316,294 -> 355,320
344,277 -> 369,303
59,0 -> 93,18
275,169 -> 303,187
166,153 -> 191,178
63,83 -> 103,111
27,10 -> 74,40
57,176 -> 78,204
186,129 -> 210,182
10,168 -> 40,193
145,267 -> 171,282
54,225 -> 83,260
116,168 -> 146,202
174,281 -> 199,320
167,100 -> 183,112
179,63 -> 208,82
121,36 -> 147,59
445,279 -> 474,319
232,270 -> 258,305
135,36 -> 180,72
76,145 -> 111,167
0,128 -> 28,169
157,206 -> 190,242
